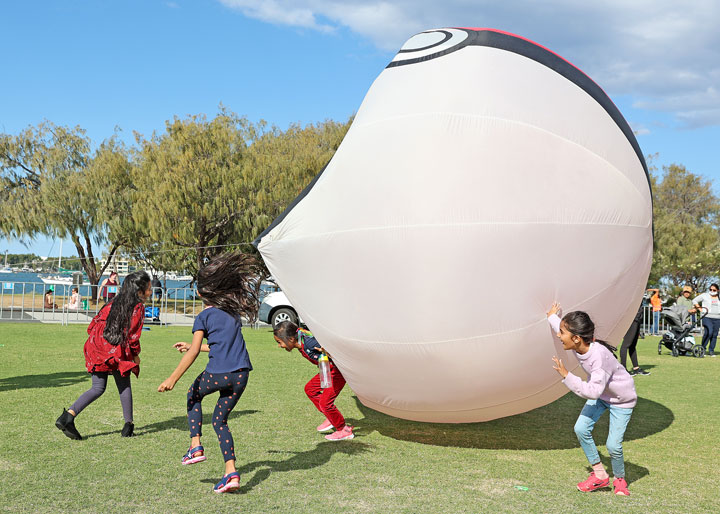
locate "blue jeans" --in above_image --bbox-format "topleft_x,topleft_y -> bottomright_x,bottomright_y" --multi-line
652,311 -> 660,334
574,399 -> 633,478
701,317 -> 720,353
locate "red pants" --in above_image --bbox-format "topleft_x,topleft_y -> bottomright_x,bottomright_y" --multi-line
304,365 -> 346,429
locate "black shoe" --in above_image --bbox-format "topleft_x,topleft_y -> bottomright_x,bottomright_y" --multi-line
121,422 -> 134,437
632,368 -> 650,376
55,409 -> 83,440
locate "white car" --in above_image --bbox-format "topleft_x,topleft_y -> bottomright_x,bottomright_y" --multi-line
258,291 -> 302,327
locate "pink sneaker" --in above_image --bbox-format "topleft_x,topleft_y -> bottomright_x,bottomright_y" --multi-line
324,425 -> 354,441
576,472 -> 610,492
181,445 -> 207,465
613,477 -> 630,496
317,419 -> 335,432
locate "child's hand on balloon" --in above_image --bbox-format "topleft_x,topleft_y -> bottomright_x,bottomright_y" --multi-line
547,302 -> 561,318
552,356 -> 568,378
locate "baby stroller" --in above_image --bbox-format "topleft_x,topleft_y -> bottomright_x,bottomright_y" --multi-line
658,304 -> 706,357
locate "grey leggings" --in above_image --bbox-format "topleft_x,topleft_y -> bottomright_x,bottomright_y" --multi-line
69,372 -> 133,423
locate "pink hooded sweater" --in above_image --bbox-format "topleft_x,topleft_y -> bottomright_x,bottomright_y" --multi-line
549,314 -> 637,408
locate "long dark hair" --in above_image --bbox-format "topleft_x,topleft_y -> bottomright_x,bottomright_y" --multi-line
196,251 -> 261,316
562,310 -> 618,354
103,271 -> 151,346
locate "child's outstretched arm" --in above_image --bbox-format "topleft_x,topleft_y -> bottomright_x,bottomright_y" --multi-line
158,330 -> 204,392
546,301 -> 561,333
174,341 -> 209,353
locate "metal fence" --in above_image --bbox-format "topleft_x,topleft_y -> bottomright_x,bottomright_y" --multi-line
0,281 -> 203,326
0,280 -> 706,337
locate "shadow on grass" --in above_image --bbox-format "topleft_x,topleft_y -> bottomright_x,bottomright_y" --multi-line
588,459 -> 650,485
632,363 -> 657,370
0,371 -> 89,391
350,394 -> 673,450
200,441 -> 372,493
82,410 -> 260,439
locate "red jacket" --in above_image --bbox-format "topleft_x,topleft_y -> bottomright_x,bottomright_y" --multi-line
83,303 -> 144,377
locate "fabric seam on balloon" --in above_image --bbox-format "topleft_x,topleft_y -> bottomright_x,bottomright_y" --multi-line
351,111 -> 650,203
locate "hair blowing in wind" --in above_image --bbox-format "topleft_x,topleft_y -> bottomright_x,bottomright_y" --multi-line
196,252 -> 262,316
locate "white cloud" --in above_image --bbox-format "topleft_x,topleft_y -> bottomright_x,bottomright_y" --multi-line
219,0 -> 335,32
630,122 -> 651,136
218,0 -> 720,127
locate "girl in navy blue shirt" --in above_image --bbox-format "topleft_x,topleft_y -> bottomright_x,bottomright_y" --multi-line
158,252 -> 258,494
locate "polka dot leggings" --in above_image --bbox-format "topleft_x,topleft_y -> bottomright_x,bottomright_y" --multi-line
187,369 -> 249,462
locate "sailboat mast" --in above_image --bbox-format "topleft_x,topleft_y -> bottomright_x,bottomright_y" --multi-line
58,240 -> 62,269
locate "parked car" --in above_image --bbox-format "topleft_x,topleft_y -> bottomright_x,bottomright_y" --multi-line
258,290 -> 302,327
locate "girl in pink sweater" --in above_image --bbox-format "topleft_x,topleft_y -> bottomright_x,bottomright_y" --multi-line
547,302 -> 636,496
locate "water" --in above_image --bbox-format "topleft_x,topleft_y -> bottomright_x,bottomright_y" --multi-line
0,272 -> 197,300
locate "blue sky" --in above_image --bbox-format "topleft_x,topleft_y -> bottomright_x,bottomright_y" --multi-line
2,0 -> 720,256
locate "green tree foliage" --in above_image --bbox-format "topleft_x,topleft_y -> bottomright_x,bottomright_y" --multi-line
132,111 -> 254,274
0,122 -> 134,293
650,163 -> 720,290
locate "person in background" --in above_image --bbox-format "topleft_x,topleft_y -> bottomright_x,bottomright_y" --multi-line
647,288 -> 662,335
98,271 -> 120,303
63,286 -> 81,310
620,303 -> 649,376
676,286 -> 697,324
151,275 -> 163,303
693,284 -> 720,357
44,289 -> 58,309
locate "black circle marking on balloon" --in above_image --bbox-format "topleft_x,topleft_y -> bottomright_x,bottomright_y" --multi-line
397,30 -> 452,53
388,29 -> 473,67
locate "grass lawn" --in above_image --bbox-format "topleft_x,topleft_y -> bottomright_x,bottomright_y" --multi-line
0,323 -> 718,513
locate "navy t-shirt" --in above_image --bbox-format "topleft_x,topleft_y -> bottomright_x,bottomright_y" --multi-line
192,307 -> 252,373
298,330 -> 322,365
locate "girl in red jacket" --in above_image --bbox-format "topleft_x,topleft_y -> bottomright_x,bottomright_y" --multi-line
55,271 -> 152,440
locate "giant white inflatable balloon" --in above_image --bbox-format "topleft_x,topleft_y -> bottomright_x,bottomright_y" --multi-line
256,28 -> 653,422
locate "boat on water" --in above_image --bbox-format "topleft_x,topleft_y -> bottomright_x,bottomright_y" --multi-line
164,272 -> 194,281
1,251 -> 12,273
40,275 -> 75,286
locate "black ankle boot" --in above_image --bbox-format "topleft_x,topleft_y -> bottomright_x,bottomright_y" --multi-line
55,409 -> 83,440
121,422 -> 134,437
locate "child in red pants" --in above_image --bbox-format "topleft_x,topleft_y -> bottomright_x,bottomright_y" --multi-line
274,321 -> 354,441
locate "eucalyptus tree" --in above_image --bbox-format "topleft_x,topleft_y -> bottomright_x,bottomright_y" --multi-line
649,163 -> 720,290
0,122 -> 134,295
